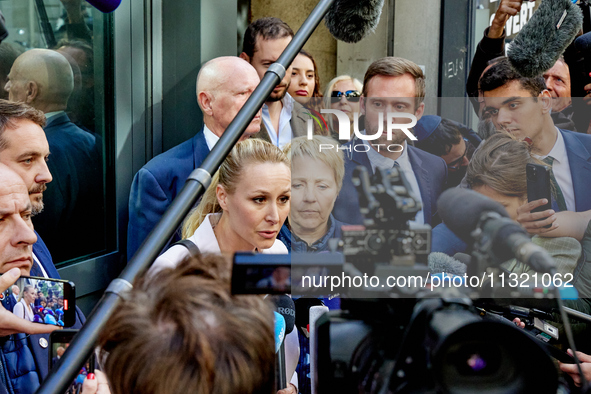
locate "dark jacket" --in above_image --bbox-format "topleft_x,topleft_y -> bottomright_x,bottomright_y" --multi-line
332,138 -> 448,226
127,131 -> 211,260
0,233 -> 85,394
33,112 -> 103,263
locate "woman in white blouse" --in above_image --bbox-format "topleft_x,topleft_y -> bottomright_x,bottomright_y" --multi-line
12,285 -> 36,322
152,138 -> 290,272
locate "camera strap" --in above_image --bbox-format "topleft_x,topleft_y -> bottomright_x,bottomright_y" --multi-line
172,239 -> 201,257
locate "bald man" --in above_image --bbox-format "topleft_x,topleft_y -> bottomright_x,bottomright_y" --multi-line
5,49 -> 103,262
127,57 -> 265,258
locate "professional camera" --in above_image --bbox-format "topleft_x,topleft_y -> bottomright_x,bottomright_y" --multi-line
312,166 -> 562,393
341,166 -> 430,268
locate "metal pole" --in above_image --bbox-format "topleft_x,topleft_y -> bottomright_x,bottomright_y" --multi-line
37,0 -> 336,392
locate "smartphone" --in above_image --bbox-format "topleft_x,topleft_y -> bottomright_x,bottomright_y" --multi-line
526,163 -> 552,228
2,275 -> 76,327
50,330 -> 95,392
231,252 -> 344,296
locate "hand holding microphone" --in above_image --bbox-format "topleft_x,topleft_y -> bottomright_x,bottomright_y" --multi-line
489,0 -> 527,39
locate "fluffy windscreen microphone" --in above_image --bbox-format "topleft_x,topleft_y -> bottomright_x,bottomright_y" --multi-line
428,252 -> 467,276
508,0 -> 583,78
324,0 -> 385,43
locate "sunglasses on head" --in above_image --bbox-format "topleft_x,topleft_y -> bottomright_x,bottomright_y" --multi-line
331,90 -> 361,102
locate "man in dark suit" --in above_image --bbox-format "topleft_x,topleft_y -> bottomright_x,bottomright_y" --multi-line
333,57 -> 448,226
127,57 -> 264,259
5,48 -> 102,263
479,58 -> 591,232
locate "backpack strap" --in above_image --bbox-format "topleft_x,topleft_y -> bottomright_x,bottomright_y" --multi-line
171,239 -> 201,257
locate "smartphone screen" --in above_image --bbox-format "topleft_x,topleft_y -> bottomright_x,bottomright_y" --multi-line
2,275 -> 76,327
50,330 -> 94,393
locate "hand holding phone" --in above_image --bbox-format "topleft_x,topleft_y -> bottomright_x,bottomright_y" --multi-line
0,268 -> 61,336
517,164 -> 557,233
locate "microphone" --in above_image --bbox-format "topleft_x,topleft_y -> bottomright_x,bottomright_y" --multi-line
574,31 -> 591,53
272,295 -> 295,334
453,252 -> 472,267
274,312 -> 286,353
507,0 -> 583,78
309,305 -> 329,394
428,252 -> 467,276
324,0 -> 385,43
438,188 -> 557,273
274,312 -> 287,390
86,0 -> 122,13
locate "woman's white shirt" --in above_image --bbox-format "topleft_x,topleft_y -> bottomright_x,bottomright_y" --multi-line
151,213 -> 287,275
12,298 -> 34,322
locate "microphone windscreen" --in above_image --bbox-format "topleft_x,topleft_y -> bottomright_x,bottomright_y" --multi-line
274,312 -> 286,353
574,31 -> 591,52
273,295 -> 296,334
86,0 -> 122,13
508,0 -> 583,78
428,252 -> 467,276
324,0 -> 385,43
437,188 -> 510,243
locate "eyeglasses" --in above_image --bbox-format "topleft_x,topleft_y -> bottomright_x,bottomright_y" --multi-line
447,138 -> 475,171
331,90 -> 361,102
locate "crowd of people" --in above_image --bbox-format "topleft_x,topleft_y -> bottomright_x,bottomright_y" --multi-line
0,0 -> 589,392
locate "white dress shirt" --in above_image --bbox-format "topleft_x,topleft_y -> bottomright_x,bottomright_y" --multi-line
535,128 -> 575,211
203,125 -> 219,151
261,93 -> 294,149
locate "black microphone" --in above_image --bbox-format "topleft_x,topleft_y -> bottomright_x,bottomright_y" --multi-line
438,188 -> 557,273
324,0 -> 385,43
86,0 -> 122,13
574,31 -> 591,53
453,252 -> 472,267
507,0 -> 583,78
428,252 -> 467,276
273,295 -> 295,334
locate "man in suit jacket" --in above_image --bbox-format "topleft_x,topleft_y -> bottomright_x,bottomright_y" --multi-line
4,48 -> 101,263
0,163 -> 84,394
127,57 -> 264,259
333,57 -> 448,226
479,58 -> 591,227
240,17 -> 308,148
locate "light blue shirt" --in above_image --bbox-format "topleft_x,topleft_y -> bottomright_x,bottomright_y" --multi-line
261,93 -> 294,149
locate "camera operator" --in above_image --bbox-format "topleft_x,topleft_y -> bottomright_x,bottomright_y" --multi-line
82,254 -> 277,394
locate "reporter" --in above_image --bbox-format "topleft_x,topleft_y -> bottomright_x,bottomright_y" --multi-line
152,138 -> 290,273
465,133 -> 581,275
93,254 -> 276,394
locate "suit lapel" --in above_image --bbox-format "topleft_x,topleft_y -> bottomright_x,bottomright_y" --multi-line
408,147 -> 432,223
192,130 -> 210,169
561,129 -> 591,211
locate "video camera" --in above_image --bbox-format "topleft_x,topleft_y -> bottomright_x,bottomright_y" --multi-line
230,165 -> 573,393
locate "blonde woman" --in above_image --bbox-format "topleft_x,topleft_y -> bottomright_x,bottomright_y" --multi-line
283,135 -> 347,252
323,75 -> 363,141
12,285 -> 36,322
152,139 -> 290,272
